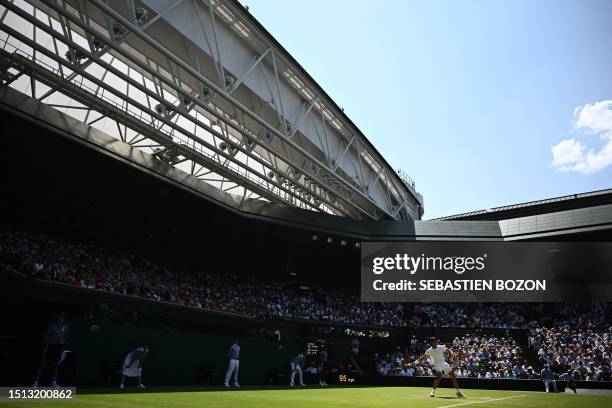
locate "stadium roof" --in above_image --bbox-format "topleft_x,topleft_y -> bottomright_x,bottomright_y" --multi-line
0,0 -> 423,221
228,0 -> 419,203
431,189 -> 612,221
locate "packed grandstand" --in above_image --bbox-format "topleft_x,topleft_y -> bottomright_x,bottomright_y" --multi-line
377,329 -> 610,381
1,231 -> 610,330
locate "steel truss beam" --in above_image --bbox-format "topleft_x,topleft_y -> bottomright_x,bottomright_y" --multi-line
0,25 -> 329,214
0,46 -> 289,206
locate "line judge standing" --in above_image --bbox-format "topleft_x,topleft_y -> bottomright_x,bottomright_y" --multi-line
318,346 -> 328,386
224,339 -> 240,387
33,312 -> 69,388
290,353 -> 306,386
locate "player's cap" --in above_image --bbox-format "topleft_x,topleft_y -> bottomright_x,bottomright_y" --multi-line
428,336 -> 437,342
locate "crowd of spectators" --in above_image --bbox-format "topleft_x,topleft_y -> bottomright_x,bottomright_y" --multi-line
376,327 -> 612,381
529,326 -> 611,381
406,303 -> 610,329
0,231 -> 409,325
1,231 -> 610,330
376,334 -> 533,378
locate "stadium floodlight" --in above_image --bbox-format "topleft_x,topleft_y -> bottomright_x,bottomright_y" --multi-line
246,139 -> 256,151
201,87 -> 215,101
64,49 -> 84,65
224,75 -> 235,90
326,237 -> 333,244
91,37 -> 104,52
134,8 -> 149,25
110,22 -> 127,39
340,240 -> 347,247
154,103 -> 169,116
312,235 -> 319,241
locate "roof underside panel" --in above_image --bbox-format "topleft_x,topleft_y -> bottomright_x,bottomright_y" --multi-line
2,0 -> 423,221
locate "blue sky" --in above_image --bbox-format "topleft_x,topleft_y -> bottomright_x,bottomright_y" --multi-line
241,0 -> 612,219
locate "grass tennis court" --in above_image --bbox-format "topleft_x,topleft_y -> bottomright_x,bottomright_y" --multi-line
2,386 -> 611,408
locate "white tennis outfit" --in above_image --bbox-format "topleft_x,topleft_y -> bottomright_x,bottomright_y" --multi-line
425,345 -> 452,374
122,350 -> 145,377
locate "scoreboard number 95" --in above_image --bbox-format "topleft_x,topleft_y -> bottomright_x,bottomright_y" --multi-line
338,374 -> 356,384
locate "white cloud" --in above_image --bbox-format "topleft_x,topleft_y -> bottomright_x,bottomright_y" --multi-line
551,139 -> 584,167
574,100 -> 612,134
551,100 -> 612,174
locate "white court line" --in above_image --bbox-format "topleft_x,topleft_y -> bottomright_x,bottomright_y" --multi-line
438,394 -> 527,408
